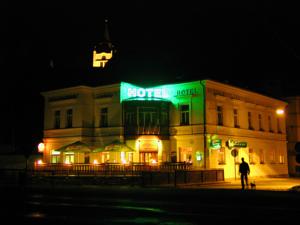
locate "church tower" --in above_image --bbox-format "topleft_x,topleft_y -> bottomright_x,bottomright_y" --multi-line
93,19 -> 115,68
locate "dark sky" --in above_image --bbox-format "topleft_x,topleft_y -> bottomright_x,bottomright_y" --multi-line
1,1 -> 300,153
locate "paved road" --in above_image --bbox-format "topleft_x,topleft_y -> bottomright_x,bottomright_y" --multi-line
181,177 -> 300,191
2,179 -> 300,225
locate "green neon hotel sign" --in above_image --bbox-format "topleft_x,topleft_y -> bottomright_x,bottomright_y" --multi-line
128,87 -> 169,99
120,81 -> 204,104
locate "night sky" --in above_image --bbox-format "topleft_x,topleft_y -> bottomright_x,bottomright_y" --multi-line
1,1 -> 300,154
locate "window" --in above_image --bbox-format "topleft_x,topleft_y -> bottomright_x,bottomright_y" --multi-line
217,106 -> 223,126
51,150 -> 60,163
268,115 -> 273,132
269,149 -> 276,163
259,149 -> 265,164
54,110 -> 60,129
100,107 -> 108,127
179,147 -> 192,163
128,152 -> 133,162
258,114 -> 263,131
278,149 -> 285,164
233,109 -> 239,128
66,109 -> 73,128
64,152 -> 74,164
249,148 -> 255,164
102,152 -> 110,163
277,118 -> 282,133
218,147 -> 226,164
138,107 -> 158,127
161,111 -> 168,125
248,112 -> 253,130
180,105 -> 189,125
125,112 -> 134,125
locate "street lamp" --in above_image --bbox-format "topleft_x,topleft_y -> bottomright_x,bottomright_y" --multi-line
276,109 -> 284,115
38,142 -> 45,153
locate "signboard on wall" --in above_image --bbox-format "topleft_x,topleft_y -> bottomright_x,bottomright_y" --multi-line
139,140 -> 158,152
210,139 -> 222,149
226,139 -> 247,149
231,149 -> 238,157
120,81 -> 203,104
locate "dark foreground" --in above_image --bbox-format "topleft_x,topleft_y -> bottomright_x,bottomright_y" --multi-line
1,185 -> 300,225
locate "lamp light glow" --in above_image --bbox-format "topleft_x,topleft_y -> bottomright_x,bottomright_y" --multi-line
276,109 -> 284,115
38,143 -> 45,153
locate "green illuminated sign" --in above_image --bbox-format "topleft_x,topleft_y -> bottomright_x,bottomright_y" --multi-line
210,139 -> 222,149
127,87 -> 169,98
196,151 -> 202,161
120,81 -> 203,104
226,139 -> 247,149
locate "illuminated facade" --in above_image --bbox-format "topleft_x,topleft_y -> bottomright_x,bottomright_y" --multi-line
41,80 -> 288,179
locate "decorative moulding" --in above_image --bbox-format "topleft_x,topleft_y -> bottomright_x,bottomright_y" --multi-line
215,94 -> 227,101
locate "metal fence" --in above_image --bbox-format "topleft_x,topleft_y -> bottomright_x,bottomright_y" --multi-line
0,163 -> 224,187
33,162 -> 192,176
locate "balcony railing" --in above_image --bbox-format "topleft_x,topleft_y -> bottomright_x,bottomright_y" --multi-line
124,125 -> 169,136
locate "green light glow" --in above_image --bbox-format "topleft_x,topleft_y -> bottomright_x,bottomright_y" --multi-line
120,81 -> 204,105
210,139 -> 222,149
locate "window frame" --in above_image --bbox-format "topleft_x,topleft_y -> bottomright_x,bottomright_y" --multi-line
180,104 -> 190,126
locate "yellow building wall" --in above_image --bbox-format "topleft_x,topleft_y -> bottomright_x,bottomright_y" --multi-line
205,80 -> 288,179
41,80 -> 289,179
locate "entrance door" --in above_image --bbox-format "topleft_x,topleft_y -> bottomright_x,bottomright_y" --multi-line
139,152 -> 158,164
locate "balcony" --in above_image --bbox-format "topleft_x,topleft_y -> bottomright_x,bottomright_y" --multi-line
124,124 -> 169,137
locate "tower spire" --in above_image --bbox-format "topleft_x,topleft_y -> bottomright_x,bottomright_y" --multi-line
93,19 -> 115,68
104,19 -> 110,42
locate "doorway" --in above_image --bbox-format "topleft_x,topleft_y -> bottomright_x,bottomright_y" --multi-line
139,152 -> 158,164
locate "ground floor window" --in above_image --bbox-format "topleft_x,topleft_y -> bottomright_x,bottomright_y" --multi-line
179,147 -> 192,163
64,152 -> 75,164
269,149 -> 276,163
170,151 -> 177,162
101,152 -> 110,163
128,152 -> 133,162
259,149 -> 265,164
278,148 -> 285,164
51,150 -> 61,163
249,148 -> 255,164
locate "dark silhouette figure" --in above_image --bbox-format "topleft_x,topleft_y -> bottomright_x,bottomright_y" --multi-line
239,157 -> 250,190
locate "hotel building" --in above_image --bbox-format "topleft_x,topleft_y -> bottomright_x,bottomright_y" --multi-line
41,79 -> 288,179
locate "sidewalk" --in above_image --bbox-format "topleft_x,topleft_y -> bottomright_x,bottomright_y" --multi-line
182,177 -> 300,191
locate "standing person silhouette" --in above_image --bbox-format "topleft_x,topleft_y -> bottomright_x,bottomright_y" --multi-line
239,157 -> 250,190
